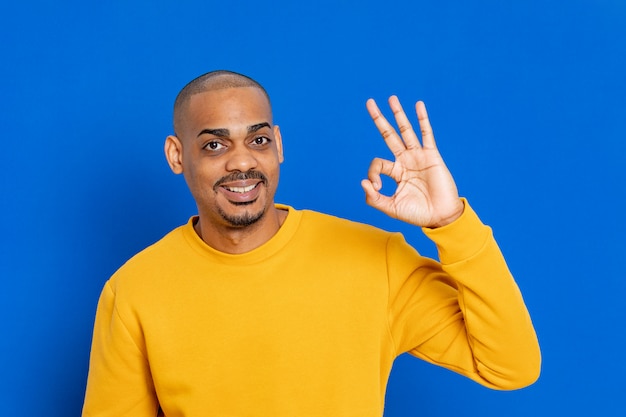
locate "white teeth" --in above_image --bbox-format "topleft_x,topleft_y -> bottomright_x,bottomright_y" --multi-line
226,184 -> 256,193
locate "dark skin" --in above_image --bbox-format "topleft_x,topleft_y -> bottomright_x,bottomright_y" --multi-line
165,86 -> 286,254
362,97 -> 464,228
165,86 -> 463,254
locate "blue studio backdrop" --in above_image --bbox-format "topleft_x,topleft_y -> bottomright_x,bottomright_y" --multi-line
1,0 -> 625,416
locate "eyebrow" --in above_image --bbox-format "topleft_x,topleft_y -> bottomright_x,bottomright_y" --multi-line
248,122 -> 271,133
197,122 -> 271,138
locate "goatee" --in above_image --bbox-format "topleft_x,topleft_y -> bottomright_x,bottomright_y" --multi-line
217,204 -> 266,228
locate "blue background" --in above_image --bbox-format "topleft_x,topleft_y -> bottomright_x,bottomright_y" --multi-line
1,0 -> 625,415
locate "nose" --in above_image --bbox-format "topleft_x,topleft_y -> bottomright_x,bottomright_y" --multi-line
225,144 -> 258,172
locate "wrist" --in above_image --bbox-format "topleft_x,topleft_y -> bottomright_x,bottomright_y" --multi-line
429,199 -> 465,228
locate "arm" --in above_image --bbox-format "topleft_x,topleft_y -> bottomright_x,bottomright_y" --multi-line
82,281 -> 159,416
363,97 -> 540,389
386,202 -> 541,389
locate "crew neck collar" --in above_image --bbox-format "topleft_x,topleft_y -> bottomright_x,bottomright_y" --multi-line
181,204 -> 301,264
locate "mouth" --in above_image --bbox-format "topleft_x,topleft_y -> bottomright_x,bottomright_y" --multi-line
218,179 -> 264,204
223,183 -> 258,194
214,171 -> 268,204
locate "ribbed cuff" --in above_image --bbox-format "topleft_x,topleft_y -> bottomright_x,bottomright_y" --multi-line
421,198 -> 492,265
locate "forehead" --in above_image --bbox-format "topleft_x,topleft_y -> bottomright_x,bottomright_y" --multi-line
185,87 -> 272,126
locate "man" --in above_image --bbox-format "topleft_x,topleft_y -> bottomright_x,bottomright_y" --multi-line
82,70 -> 540,416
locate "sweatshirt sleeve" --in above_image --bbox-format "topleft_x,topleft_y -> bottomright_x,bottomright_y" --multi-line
82,280 -> 159,417
386,199 -> 541,390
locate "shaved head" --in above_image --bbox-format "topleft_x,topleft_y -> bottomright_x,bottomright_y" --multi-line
173,70 -> 271,135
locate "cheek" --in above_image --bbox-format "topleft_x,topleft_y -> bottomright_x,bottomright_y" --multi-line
266,165 -> 281,190
261,156 -> 281,176
184,162 -> 218,192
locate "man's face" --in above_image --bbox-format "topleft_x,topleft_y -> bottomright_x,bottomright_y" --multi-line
168,87 -> 283,229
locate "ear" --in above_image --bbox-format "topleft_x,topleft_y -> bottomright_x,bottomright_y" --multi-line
274,125 -> 284,163
164,135 -> 184,174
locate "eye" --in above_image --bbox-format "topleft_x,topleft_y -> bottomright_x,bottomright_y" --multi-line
252,136 -> 271,146
204,141 -> 225,151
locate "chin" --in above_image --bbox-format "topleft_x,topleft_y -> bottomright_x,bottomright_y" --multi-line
218,204 -> 266,228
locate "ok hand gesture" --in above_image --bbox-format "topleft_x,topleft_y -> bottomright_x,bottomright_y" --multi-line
361,96 -> 464,228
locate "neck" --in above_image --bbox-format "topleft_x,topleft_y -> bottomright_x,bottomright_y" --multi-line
194,206 -> 288,254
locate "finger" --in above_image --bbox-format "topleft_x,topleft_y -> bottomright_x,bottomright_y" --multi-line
361,178 -> 393,212
367,157 -> 396,190
415,101 -> 437,149
360,179 -> 380,201
366,98 -> 407,156
388,95 -> 421,150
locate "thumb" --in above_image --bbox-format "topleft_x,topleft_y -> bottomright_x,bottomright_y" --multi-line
361,179 -> 390,211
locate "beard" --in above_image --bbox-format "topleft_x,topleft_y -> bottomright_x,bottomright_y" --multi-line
217,201 -> 266,227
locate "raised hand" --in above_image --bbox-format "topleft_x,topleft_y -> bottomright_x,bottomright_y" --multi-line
361,96 -> 464,228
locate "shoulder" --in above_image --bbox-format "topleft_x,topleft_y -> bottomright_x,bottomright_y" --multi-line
297,208 -> 399,250
303,209 -> 389,233
108,220 -> 191,290
292,208 -> 427,275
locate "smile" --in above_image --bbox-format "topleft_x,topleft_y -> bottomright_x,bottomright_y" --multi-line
218,180 -> 264,204
224,184 -> 258,193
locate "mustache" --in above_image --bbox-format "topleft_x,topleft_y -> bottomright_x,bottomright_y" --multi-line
213,170 -> 268,190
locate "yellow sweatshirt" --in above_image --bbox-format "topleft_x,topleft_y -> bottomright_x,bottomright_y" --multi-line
82,201 -> 540,417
